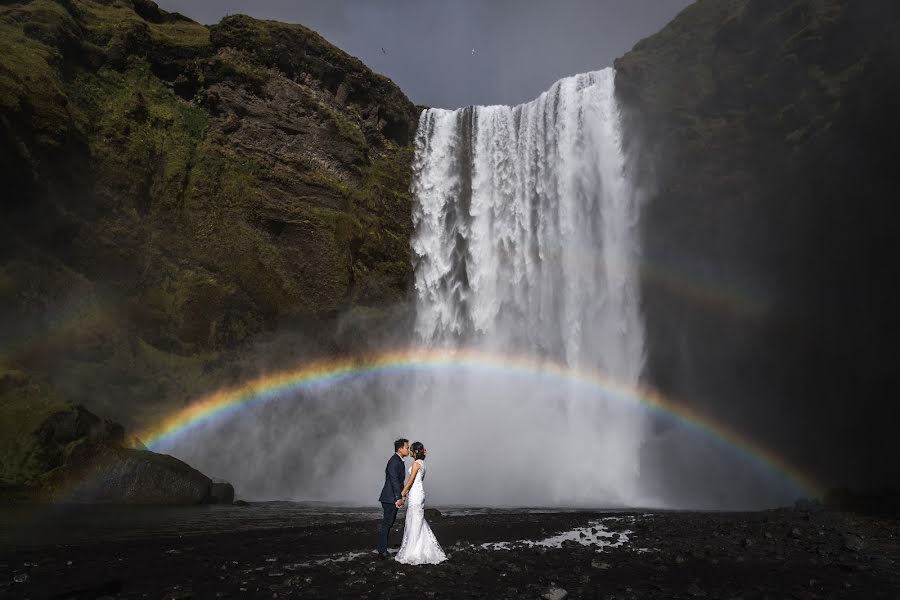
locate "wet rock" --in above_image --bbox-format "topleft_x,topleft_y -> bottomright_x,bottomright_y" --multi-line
687,581 -> 706,597
450,541 -> 474,552
500,560 -> 522,574
209,479 -> 235,504
541,586 -> 568,600
591,559 -> 611,569
842,533 -> 865,552
234,499 -> 251,506
425,508 -> 442,519
62,448 -> 212,504
13,573 -> 30,583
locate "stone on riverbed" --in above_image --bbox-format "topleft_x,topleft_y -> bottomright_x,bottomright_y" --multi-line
210,479 -> 236,504
542,586 -> 568,600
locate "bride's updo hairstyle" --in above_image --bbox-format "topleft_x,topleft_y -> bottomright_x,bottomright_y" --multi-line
410,441 -> 427,460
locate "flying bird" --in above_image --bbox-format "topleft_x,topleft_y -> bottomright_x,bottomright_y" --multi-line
381,47 -> 386,54
471,48 -> 476,55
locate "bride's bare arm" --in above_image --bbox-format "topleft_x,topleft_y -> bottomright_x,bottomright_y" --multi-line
400,461 -> 421,498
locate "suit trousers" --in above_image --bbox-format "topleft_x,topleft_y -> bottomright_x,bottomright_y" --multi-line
377,501 -> 399,554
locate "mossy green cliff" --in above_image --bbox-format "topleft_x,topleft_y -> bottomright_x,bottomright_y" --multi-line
0,0 -> 422,495
0,1 -> 420,445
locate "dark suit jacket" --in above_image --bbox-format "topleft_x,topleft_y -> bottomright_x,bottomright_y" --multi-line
379,453 -> 405,503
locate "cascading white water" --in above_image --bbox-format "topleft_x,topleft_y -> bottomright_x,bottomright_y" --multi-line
410,68 -> 648,506
150,68 -> 804,509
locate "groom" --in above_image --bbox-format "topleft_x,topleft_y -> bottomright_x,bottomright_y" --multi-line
377,438 -> 409,558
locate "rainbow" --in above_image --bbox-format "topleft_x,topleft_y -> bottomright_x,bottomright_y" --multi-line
641,262 -> 768,319
552,239 -> 771,319
136,349 -> 824,498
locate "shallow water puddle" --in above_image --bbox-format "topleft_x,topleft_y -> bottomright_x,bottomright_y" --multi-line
480,516 -> 643,552
284,516 -> 651,569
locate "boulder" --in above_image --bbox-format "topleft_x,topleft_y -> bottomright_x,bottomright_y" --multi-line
541,587 -> 568,600
794,498 -> 824,513
60,448 -> 212,505
209,479 -> 236,504
842,533 -> 865,553
0,380 -> 219,505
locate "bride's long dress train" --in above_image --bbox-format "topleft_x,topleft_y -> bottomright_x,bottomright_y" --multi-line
395,459 -> 447,565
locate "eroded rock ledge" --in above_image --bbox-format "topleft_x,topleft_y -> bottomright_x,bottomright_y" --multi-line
1,371 -> 230,504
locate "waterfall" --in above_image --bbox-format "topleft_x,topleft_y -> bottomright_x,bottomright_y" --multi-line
152,68 -> 802,508
410,68 -> 648,506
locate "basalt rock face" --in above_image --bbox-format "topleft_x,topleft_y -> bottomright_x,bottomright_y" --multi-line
0,372 -> 224,503
0,1 -> 420,427
61,447 -> 214,504
615,0 -> 900,493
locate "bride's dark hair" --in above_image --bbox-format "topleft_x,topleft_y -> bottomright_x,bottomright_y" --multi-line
410,441 -> 426,460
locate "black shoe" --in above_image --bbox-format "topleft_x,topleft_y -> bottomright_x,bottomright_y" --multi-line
377,551 -> 390,559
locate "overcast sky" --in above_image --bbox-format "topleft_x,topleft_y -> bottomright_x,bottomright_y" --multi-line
154,0 -> 692,109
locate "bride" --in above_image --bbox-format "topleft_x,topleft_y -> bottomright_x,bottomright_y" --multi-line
395,441 -> 447,564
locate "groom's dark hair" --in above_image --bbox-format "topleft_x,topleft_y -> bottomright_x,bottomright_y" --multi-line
394,438 -> 409,452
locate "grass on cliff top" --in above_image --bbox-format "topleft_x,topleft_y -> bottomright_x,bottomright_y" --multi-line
0,0 -> 209,146
212,14 -> 368,74
75,0 -> 209,49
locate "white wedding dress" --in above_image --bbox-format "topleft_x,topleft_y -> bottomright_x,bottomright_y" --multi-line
395,459 -> 447,565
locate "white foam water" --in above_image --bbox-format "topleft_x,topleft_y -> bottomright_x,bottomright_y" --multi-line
409,68 -> 648,506
480,520 -> 633,552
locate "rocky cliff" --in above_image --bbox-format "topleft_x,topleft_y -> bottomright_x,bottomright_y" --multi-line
0,0 -> 421,436
1,0 -> 422,498
1,368 -> 223,503
6,0 -> 899,501
615,0 -> 900,494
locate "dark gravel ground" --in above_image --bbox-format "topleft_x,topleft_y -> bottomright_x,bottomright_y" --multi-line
1,507 -> 898,599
